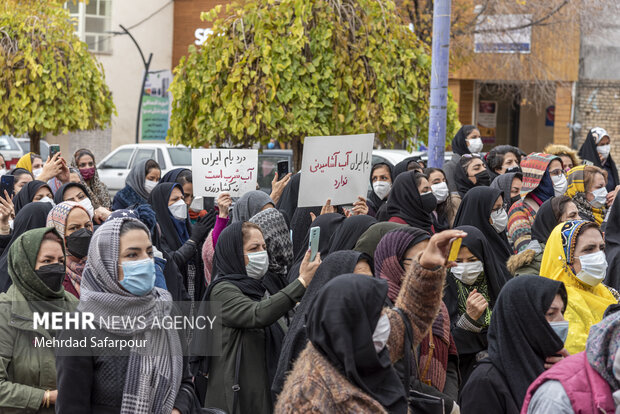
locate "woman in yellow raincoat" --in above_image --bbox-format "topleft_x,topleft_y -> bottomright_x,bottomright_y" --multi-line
539,220 -> 618,354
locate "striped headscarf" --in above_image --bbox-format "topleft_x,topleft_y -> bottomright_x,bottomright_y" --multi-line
46,201 -> 90,295
566,165 -> 606,225
520,152 -> 560,196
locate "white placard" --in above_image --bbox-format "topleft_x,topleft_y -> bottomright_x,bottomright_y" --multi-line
192,149 -> 258,197
298,134 -> 374,207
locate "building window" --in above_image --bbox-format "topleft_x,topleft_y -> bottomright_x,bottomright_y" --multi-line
64,0 -> 112,53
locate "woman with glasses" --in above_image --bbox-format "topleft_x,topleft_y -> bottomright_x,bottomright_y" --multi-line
566,165 -> 617,226
506,153 -> 566,253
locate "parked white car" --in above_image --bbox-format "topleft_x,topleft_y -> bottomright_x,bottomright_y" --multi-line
0,135 -> 26,169
372,149 -> 453,168
97,143 -> 191,192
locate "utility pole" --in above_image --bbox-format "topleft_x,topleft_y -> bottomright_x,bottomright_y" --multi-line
113,25 -> 153,144
427,0 -> 452,168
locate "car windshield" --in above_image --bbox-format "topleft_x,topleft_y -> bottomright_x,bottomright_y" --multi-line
168,147 -> 191,165
0,136 -> 22,151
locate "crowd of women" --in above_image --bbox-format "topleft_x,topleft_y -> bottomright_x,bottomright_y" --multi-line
0,128 -> 617,413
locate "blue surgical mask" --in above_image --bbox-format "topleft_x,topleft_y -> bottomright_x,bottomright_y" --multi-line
549,320 -> 569,343
119,258 -> 156,296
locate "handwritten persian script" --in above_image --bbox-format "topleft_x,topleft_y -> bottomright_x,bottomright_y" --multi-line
192,149 -> 258,197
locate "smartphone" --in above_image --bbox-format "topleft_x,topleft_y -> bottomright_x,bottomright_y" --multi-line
0,175 -> 14,200
49,144 -> 60,158
448,238 -> 462,262
277,160 -> 289,180
308,226 -> 320,261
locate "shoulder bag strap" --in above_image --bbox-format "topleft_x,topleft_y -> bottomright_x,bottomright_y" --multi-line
232,336 -> 243,414
393,307 -> 413,393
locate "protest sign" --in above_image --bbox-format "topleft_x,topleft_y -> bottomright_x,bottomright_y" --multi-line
298,134 -> 374,207
192,149 -> 258,197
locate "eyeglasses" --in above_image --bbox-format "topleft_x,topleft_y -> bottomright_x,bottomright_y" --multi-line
549,168 -> 566,177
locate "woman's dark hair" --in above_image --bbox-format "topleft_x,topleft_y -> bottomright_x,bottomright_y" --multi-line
371,163 -> 391,180
42,231 -> 63,245
177,169 -> 192,185
407,161 -> 423,173
9,168 -> 33,180
412,171 -> 427,189
552,195 -> 574,222
31,153 -> 42,163
120,220 -> 151,238
241,222 -> 262,242
485,145 -> 521,173
75,149 -> 95,164
459,154 -> 481,172
144,159 -> 160,174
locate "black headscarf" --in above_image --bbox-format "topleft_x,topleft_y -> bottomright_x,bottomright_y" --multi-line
328,215 -> 377,254
490,172 -> 523,210
579,128 -> 619,192
272,250 -> 365,395
206,221 -> 284,389
54,182 -> 90,205
392,156 -> 421,180
13,180 -> 51,215
0,202 -> 53,292
161,168 -> 190,184
452,125 -> 477,156
531,197 -> 561,244
287,213 -> 346,283
306,274 -> 408,414
487,275 -> 566,407
275,172 -> 301,222
386,171 -> 434,232
289,206 -> 322,257
605,193 -> 620,290
367,162 -> 394,214
148,182 -> 191,252
454,155 -> 490,197
454,186 -> 512,263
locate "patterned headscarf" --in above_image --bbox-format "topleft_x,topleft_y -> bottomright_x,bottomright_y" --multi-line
249,208 -> 293,277
71,149 -> 111,209
520,152 -> 560,196
540,220 -> 617,354
79,217 -> 182,414
586,310 -> 619,390
46,201 -> 90,295
566,165 -> 606,225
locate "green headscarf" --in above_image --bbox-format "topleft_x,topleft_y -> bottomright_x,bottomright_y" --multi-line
8,227 -> 76,306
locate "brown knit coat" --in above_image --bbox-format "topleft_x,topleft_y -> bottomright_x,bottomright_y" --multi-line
275,261 -> 446,413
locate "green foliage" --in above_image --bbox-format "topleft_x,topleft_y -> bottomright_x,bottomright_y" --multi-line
169,0 -> 459,152
0,0 -> 115,138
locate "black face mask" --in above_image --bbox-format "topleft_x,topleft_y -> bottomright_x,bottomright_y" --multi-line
505,166 -> 522,174
66,228 -> 92,259
510,194 -> 521,206
36,263 -> 65,292
473,170 -> 491,187
420,192 -> 438,214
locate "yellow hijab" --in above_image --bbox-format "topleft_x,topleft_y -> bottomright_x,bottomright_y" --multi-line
566,165 -> 605,225
540,221 -> 617,354
15,152 -> 32,172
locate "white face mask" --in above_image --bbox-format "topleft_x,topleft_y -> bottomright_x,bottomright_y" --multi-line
372,181 -> 391,200
169,199 -> 188,220
552,174 -> 568,197
372,181 -> 392,200
190,196 -> 203,212
597,144 -> 611,159
0,169 -> 6,177
33,168 -> 43,177
451,261 -> 484,285
431,182 -> 449,203
78,197 -> 94,218
245,250 -> 269,280
590,187 -> 608,209
372,313 -> 391,353
576,250 -> 607,287
467,138 -> 484,154
490,208 -> 508,233
8,219 -> 13,230
38,196 -> 55,207
144,179 -> 157,194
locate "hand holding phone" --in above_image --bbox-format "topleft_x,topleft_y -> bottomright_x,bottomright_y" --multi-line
0,175 -> 14,201
49,144 -> 61,159
419,229 -> 467,269
277,160 -> 289,181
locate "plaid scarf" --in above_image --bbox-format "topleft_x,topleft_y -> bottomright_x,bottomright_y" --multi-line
79,218 -> 183,414
567,165 -> 606,225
